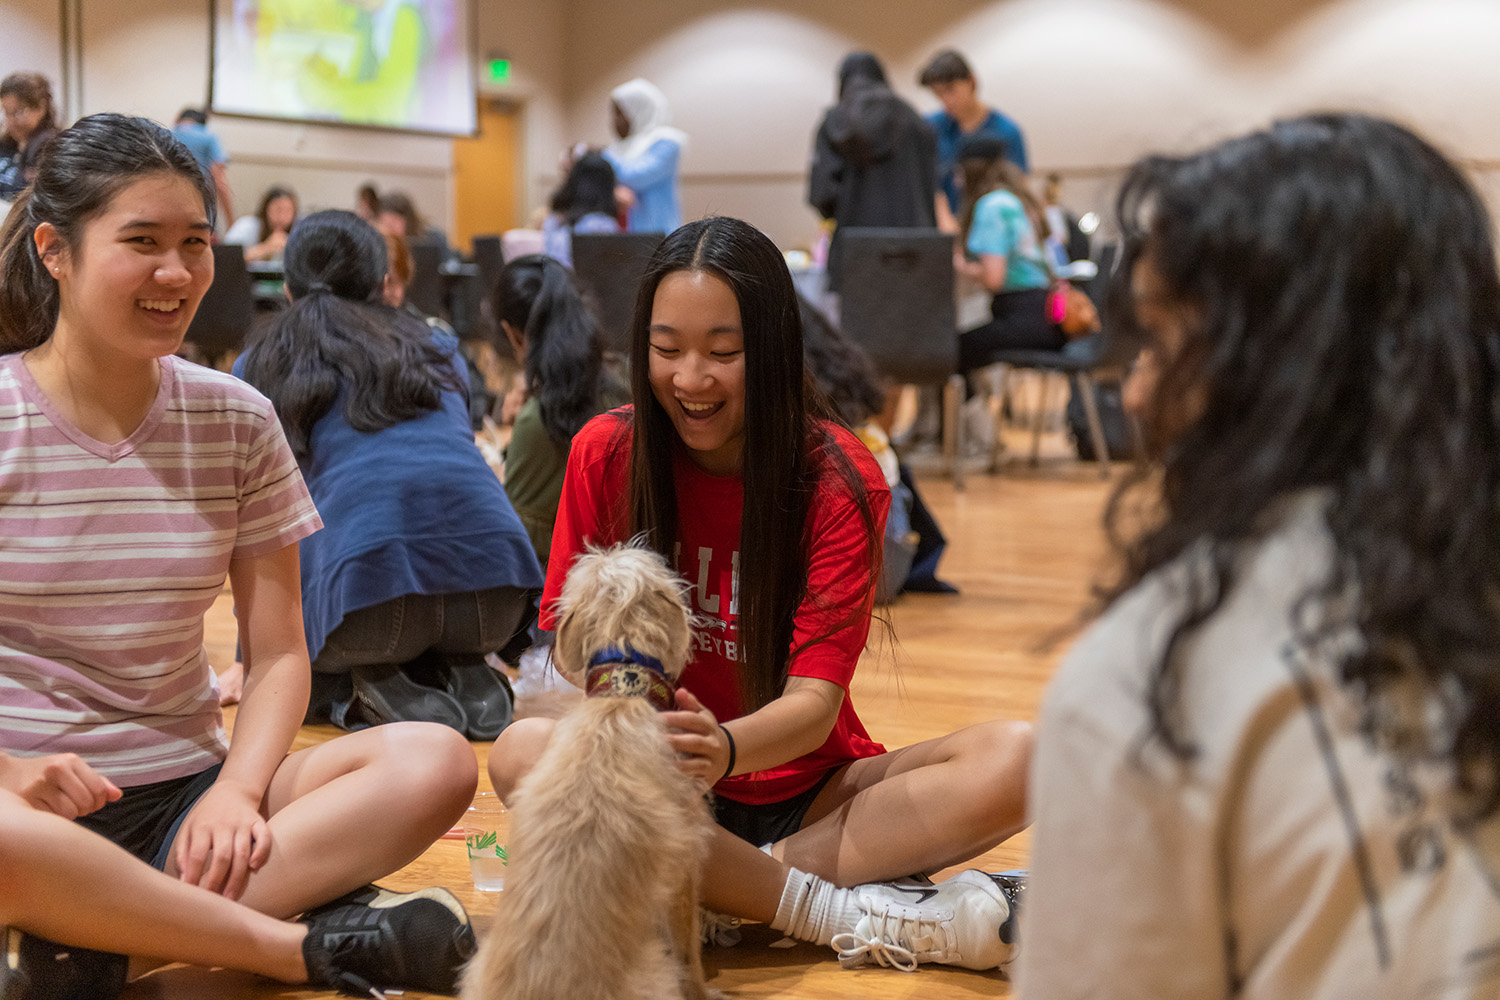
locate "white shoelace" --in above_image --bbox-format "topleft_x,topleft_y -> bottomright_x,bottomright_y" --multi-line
830,907 -> 946,973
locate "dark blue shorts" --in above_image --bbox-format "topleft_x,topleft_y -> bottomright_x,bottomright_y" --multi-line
73,763 -> 224,871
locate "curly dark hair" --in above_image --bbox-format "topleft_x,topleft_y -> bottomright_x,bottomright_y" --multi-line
1102,112 -> 1500,822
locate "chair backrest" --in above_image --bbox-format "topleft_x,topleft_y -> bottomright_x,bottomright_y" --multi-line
1085,241 -> 1119,306
571,231 -> 665,352
462,235 -> 505,341
473,235 -> 504,294
837,228 -> 956,385
185,244 -> 255,359
407,242 -> 446,319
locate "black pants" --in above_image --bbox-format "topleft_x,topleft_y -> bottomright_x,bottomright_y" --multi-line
958,288 -> 1065,376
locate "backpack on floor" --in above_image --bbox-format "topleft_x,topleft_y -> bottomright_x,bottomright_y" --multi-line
1066,378 -> 1141,462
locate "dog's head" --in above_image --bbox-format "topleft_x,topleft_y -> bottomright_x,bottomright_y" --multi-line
552,542 -> 693,696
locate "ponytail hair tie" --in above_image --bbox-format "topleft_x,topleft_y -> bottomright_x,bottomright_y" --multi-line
306,281 -> 333,294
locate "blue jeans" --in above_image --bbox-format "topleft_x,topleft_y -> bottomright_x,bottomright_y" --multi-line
312,586 -> 532,675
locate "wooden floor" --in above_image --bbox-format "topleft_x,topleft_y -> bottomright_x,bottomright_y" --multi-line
127,422 -> 1118,999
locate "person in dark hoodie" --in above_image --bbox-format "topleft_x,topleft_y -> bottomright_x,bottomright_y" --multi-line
808,52 -> 937,293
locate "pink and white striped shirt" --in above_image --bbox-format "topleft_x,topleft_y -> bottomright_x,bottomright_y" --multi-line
0,353 -> 321,786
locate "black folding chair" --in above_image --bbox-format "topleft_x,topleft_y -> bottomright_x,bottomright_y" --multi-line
184,244 -> 255,369
837,228 -> 966,487
570,232 -> 665,353
407,242 -> 446,320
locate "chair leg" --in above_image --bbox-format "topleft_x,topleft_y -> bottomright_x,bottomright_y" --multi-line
1074,372 -> 1112,479
989,365 -> 1009,473
943,374 -> 965,491
1029,372 -> 1049,466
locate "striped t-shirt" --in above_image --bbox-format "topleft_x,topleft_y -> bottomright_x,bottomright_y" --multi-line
0,352 -> 321,786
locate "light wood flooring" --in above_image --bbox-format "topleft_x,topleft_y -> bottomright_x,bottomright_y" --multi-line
126,421 -> 1118,1000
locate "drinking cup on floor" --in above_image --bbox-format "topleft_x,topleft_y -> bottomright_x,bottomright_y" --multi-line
464,792 -> 509,891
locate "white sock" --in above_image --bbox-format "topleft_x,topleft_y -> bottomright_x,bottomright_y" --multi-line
769,868 -> 864,947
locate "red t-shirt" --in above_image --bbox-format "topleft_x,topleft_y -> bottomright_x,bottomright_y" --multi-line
541,409 -> 891,805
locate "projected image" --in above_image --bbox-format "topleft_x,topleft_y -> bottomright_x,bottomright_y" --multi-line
212,0 -> 475,135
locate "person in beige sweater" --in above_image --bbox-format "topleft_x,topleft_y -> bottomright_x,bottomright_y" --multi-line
1020,113 -> 1500,999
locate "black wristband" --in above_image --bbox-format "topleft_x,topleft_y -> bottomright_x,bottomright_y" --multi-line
718,724 -> 736,782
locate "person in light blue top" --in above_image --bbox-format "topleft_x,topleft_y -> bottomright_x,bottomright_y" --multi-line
952,136 -> 1062,375
602,77 -> 686,233
918,49 -> 1029,233
235,210 -> 543,742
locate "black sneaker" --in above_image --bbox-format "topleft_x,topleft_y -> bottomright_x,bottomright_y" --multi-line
439,662 -> 515,741
1,927 -> 127,1000
346,665 -> 468,733
301,885 -> 476,997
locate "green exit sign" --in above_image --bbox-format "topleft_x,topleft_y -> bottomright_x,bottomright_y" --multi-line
488,58 -> 511,83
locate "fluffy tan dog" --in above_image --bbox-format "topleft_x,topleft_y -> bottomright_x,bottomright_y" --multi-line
461,543 -> 715,1000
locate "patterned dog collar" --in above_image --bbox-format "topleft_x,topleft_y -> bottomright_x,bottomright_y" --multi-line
583,646 -> 676,712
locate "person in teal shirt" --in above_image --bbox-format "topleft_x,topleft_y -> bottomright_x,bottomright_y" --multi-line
952,136 -> 1062,376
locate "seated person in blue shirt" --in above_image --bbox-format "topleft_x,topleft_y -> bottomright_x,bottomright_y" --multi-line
919,49 -> 1029,234
235,210 -> 543,741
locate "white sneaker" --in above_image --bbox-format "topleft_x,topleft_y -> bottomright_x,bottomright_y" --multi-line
830,870 -> 1013,972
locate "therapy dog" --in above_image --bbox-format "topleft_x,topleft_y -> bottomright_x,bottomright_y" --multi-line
461,542 -> 715,1000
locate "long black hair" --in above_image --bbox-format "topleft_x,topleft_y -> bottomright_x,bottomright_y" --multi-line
491,253 -> 604,447
549,152 -> 618,227
1104,113 -> 1500,821
798,297 -> 884,427
626,217 -> 881,711
237,210 -> 462,463
0,113 -> 214,352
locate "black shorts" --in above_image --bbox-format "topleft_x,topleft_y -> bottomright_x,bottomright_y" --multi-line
713,768 -> 840,849
73,763 -> 224,870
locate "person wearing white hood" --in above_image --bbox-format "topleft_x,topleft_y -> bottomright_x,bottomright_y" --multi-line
603,78 -> 687,234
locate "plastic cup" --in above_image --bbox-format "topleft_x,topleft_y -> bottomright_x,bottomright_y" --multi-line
464,792 -> 508,891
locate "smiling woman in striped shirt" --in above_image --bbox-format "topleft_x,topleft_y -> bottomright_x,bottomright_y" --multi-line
0,113 -> 479,999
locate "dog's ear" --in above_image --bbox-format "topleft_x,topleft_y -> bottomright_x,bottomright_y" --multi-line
551,545 -> 604,687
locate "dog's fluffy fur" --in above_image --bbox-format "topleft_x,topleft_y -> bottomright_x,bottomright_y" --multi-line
461,543 -> 715,1000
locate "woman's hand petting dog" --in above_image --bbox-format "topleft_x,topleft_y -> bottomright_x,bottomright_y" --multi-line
664,688 -> 731,791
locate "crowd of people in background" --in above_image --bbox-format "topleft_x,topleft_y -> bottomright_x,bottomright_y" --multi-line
4,35 -> 1499,1000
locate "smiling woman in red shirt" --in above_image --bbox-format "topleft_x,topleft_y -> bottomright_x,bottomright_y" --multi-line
488,215 -> 1033,975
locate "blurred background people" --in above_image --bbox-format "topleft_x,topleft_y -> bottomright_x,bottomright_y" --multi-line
603,77 -> 686,233
0,71 -> 60,200
541,150 -> 621,268
224,185 -> 299,262
919,49 -> 1029,234
809,52 -> 936,293
171,107 -> 234,226
355,181 -> 381,222
953,134 -> 1062,378
378,189 -> 452,258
